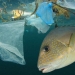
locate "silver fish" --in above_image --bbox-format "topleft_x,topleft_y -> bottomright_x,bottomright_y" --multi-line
38,27 -> 75,73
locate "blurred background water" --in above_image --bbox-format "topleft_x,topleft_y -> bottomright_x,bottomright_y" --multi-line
0,0 -> 75,75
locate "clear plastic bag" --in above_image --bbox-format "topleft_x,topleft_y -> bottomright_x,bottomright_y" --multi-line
26,15 -> 50,33
57,0 -> 75,9
0,20 -> 25,65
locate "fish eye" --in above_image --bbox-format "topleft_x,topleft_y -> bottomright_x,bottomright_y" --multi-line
43,46 -> 49,52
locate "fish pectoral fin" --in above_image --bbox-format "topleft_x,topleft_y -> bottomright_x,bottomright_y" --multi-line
69,32 -> 75,50
57,33 -> 73,47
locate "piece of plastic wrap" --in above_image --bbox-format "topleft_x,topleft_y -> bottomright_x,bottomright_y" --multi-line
26,15 -> 50,33
36,2 -> 54,25
57,0 -> 75,9
24,2 -> 36,12
0,20 -> 25,65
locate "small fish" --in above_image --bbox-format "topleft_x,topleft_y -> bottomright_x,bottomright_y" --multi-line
38,27 -> 75,73
12,10 -> 24,20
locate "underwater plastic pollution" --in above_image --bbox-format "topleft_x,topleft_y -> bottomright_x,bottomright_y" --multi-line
26,15 -> 50,33
24,1 -> 56,33
57,0 -> 75,9
36,2 -> 54,25
0,20 -> 25,65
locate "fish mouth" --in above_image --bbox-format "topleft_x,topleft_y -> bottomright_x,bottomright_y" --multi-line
38,61 -> 62,73
38,65 -> 51,73
38,64 -> 58,73
39,68 -> 48,73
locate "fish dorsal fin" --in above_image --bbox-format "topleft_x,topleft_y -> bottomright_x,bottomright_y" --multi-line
57,33 -> 72,47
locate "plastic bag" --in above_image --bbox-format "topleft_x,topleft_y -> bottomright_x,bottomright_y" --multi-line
57,0 -> 75,9
26,15 -> 50,33
0,20 -> 25,65
36,2 -> 54,25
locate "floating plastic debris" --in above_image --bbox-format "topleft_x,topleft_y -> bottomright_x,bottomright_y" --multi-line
0,20 -> 25,65
36,2 -> 54,25
57,0 -> 75,9
26,15 -> 50,33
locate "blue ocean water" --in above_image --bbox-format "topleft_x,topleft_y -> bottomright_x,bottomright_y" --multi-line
0,0 -> 75,75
